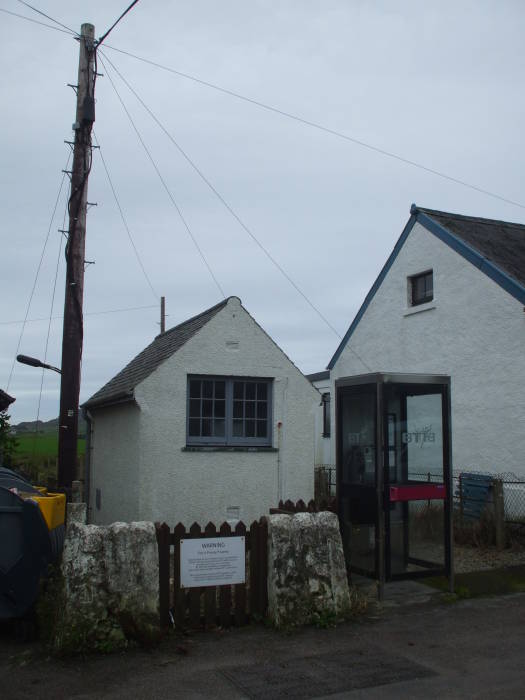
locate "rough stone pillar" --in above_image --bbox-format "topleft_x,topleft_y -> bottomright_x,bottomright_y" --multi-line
54,521 -> 160,653
267,511 -> 350,628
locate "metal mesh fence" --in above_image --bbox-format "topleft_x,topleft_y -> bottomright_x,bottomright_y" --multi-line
454,471 -> 525,524
314,465 -> 336,501
314,466 -> 525,524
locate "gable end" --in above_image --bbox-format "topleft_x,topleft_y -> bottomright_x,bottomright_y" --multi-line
327,213 -> 417,369
417,210 -> 525,307
328,205 -> 525,371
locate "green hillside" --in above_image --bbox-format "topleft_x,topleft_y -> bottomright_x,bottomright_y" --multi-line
14,432 -> 86,458
13,415 -> 86,435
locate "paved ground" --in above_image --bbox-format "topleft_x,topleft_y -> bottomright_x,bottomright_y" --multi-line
2,587 -> 525,699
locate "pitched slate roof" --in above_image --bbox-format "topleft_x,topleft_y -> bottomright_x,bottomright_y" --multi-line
84,298 -> 229,409
328,204 -> 525,370
418,207 -> 525,288
0,389 -> 15,411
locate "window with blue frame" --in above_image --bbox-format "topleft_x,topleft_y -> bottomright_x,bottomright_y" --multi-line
409,270 -> 433,306
187,376 -> 272,446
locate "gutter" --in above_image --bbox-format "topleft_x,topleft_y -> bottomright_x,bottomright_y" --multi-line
82,390 -> 135,411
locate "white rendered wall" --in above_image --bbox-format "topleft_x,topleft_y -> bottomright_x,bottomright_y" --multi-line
331,221 -> 525,477
89,403 -> 140,524
91,297 -> 318,526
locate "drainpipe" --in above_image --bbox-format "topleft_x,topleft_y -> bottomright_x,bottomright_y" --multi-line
277,421 -> 283,502
82,406 -> 93,520
277,377 -> 289,502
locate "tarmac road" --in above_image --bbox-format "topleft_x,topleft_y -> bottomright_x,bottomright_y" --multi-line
2,592 -> 525,699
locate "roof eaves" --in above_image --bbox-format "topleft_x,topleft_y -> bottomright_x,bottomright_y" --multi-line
0,389 -> 15,410
416,209 -> 525,306
306,370 -> 330,383
327,211 -> 418,370
82,390 -> 135,411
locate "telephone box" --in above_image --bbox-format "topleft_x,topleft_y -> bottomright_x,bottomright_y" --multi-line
336,373 -> 453,598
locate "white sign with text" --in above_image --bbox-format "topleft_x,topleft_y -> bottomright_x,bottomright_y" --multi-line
180,536 -> 245,588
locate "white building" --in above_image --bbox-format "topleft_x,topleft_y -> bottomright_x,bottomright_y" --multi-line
325,205 -> 525,477
83,296 -> 319,526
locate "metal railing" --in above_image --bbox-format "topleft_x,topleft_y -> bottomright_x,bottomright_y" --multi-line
314,465 -> 336,501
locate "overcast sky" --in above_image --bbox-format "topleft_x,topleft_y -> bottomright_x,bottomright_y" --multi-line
1,1 -> 524,423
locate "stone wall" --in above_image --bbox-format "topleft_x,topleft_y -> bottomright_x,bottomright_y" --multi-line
53,520 -> 160,653
267,511 -> 350,628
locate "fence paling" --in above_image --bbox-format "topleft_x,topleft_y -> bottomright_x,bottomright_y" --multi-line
249,521 -> 260,617
188,523 -> 202,628
173,522 -> 186,629
204,522 -> 217,626
234,521 -> 247,625
258,518 -> 268,616
219,522 -> 232,628
156,518 -> 267,631
157,522 -> 170,629
270,497 -> 337,515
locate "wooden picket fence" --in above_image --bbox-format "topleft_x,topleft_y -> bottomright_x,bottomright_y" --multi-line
269,497 -> 337,515
155,519 -> 268,630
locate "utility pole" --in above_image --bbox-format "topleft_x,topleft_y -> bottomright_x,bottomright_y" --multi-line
160,296 -> 166,333
57,24 -> 96,491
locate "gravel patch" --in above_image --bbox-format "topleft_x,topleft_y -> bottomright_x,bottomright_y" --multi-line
454,544 -> 525,573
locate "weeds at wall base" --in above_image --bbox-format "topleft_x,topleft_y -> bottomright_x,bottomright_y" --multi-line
272,585 -> 368,633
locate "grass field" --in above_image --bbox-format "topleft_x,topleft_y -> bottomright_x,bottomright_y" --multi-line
14,432 -> 86,458
9,432 -> 85,485
424,565 -> 525,598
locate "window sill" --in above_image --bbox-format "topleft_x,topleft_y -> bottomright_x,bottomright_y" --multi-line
403,303 -> 436,317
182,445 -> 278,453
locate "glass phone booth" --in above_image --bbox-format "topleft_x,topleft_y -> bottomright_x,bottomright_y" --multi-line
336,373 -> 453,598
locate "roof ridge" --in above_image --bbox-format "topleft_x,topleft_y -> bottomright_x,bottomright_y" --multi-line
84,297 -> 234,409
156,297 -> 230,338
416,205 -> 525,231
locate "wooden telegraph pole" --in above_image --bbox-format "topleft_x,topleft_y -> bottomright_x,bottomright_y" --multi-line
160,296 -> 166,333
57,24 -> 96,491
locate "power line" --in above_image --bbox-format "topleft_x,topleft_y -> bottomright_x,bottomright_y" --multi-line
4,7 -> 521,212
32,199 -> 67,460
98,53 -> 226,299
84,303 -> 157,317
3,6 -> 522,211
1,304 -> 159,327
100,54 -> 338,332
6,155 -> 71,391
15,0 -> 77,35
93,131 -> 159,300
100,52 -> 374,372
97,0 -> 141,47
103,43 -> 525,212
0,7 -> 75,34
